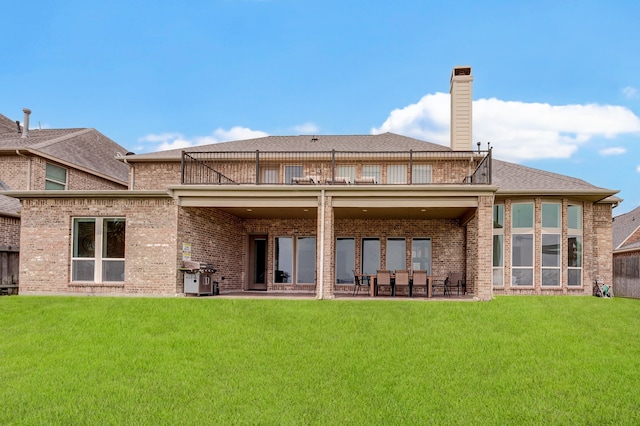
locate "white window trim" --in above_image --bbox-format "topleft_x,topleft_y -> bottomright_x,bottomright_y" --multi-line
541,202 -> 561,287
45,162 -> 68,190
71,217 -> 125,283
493,204 -> 505,287
511,202 -> 534,287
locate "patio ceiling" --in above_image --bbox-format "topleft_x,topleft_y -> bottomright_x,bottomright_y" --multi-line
213,205 -> 474,220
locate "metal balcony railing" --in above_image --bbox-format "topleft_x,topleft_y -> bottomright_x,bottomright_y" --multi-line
181,149 -> 492,185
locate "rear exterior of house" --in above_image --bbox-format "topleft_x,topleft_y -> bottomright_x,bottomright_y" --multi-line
4,67 -> 619,299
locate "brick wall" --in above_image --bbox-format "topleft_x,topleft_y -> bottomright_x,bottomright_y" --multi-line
30,157 -> 127,190
178,207 -> 244,293
132,162 -> 182,190
19,197 -> 178,295
0,155 -> 30,190
0,215 -> 20,248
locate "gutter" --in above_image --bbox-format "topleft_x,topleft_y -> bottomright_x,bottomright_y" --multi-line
15,149 -> 31,190
0,190 -> 170,199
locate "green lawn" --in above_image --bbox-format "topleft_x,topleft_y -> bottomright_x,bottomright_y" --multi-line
1,296 -> 639,425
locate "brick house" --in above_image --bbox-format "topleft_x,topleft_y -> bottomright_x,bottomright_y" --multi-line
2,67 -> 619,299
612,206 -> 640,298
0,109 -> 130,289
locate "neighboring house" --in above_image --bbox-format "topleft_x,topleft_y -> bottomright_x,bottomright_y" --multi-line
0,109 -> 130,289
2,67 -> 620,299
612,206 -> 640,298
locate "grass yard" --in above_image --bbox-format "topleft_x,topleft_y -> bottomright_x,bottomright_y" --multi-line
1,296 -> 639,425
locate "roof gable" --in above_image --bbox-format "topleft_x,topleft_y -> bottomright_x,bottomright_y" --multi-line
613,205 -> 640,251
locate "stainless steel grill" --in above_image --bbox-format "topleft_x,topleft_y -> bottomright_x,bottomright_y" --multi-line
180,261 -> 220,296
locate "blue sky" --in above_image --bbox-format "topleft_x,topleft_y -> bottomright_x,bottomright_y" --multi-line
2,0 -> 639,214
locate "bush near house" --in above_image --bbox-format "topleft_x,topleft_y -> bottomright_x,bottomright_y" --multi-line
1,296 -> 638,425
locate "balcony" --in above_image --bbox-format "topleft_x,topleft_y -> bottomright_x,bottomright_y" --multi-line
181,149 -> 492,186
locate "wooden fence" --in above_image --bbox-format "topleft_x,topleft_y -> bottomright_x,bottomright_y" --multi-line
613,253 -> 640,298
0,250 -> 19,288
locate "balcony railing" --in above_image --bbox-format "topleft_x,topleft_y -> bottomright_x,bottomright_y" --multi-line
181,149 -> 492,185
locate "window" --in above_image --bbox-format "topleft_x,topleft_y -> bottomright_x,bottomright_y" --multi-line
493,204 -> 504,286
411,238 -> 431,273
274,237 -> 293,283
387,165 -> 407,184
285,165 -> 303,184
386,238 -> 406,271
46,163 -> 67,190
336,165 -> 356,182
411,164 -> 432,184
361,238 -> 380,275
511,203 -> 533,286
72,218 -> 125,282
260,166 -> 279,184
296,237 -> 316,284
541,203 -> 561,286
336,238 -> 355,284
568,204 -> 583,286
362,165 -> 381,183
274,236 -> 315,284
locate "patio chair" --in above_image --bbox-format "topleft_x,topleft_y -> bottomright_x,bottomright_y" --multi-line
352,270 -> 370,296
375,270 -> 392,296
394,270 -> 410,297
445,272 -> 465,296
431,276 -> 446,297
411,270 -> 428,297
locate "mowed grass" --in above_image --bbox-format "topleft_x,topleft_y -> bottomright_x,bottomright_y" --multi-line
1,296 -> 639,425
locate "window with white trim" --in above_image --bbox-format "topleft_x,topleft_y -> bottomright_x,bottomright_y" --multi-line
336,165 -> 356,182
260,166 -> 279,184
541,203 -> 561,286
411,238 -> 431,274
285,165 -> 303,184
45,163 -> 67,190
492,204 -> 504,286
72,218 -> 125,282
511,203 -> 533,286
567,204 -> 583,286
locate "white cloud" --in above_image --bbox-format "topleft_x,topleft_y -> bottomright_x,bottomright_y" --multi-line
372,93 -> 640,162
138,126 -> 268,152
637,165 -> 640,173
599,147 -> 626,155
293,122 -> 320,134
622,86 -> 638,99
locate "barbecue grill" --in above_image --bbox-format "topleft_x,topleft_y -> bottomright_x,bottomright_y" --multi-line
180,261 -> 220,296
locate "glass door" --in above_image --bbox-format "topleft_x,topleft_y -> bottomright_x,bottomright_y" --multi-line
248,235 -> 267,290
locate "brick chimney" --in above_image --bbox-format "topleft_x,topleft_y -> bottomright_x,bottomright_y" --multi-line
21,108 -> 31,138
450,66 -> 473,151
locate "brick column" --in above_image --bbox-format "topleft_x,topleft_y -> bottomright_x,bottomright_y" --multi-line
475,195 -> 494,300
317,192 -> 335,299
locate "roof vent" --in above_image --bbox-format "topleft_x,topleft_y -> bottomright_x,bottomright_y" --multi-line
311,136 -> 318,142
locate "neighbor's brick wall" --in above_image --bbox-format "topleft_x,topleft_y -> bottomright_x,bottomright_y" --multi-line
592,203 -> 613,286
0,155 -> 30,190
178,207 -> 244,293
18,197 -> 179,295
0,216 -> 20,248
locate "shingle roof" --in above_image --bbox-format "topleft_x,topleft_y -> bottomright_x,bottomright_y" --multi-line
0,178 -> 20,216
613,205 -> 640,251
491,159 -> 611,193
0,114 -> 19,134
126,133 -> 451,160
0,114 -> 129,183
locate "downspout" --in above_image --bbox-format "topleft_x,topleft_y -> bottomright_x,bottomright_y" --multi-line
15,150 -> 31,190
318,189 -> 325,299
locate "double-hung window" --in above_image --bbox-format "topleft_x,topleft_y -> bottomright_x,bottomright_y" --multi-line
362,165 -> 381,184
72,218 -> 126,282
387,165 -> 407,184
45,163 -> 67,190
567,204 -> 583,286
511,203 -> 534,286
541,203 -> 561,286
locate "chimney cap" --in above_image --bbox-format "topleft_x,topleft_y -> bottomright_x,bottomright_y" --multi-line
22,108 -> 32,114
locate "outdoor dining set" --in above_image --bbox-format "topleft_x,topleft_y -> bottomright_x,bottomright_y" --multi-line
352,270 -> 466,298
